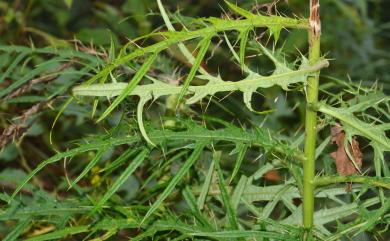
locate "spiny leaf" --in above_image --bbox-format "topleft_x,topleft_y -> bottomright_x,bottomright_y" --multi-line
10,135 -> 139,201
157,0 -> 208,76
10,123 -> 303,201
93,148 -> 149,213
262,185 -> 293,219
282,197 -> 381,226
317,103 -> 390,150
74,51 -> 328,113
189,230 -> 295,240
314,175 -> 390,189
141,140 -> 208,224
224,0 -> 257,19
0,57 -> 66,98
177,35 -> 212,104
268,25 -> 283,43
97,52 -> 158,122
77,11 -> 308,88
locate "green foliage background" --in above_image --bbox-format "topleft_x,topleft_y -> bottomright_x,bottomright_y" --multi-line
0,0 -> 389,240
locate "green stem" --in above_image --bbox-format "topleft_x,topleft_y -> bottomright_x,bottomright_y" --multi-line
303,0 -> 321,234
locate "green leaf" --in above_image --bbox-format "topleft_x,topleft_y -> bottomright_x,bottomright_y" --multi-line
231,175 -> 248,210
137,94 -> 154,146
183,187 -> 213,229
100,147 -> 140,174
74,54 -> 328,114
3,218 -> 30,241
197,161 -> 214,210
69,148 -> 107,189
97,52 -> 158,122
190,230 -> 294,240
177,35 -> 212,104
224,1 -> 257,19
93,148 -> 149,212
63,0 -> 73,8
317,103 -> 390,151
214,151 -> 239,230
317,101 -> 390,177
10,135 -> 139,201
238,28 -> 251,69
24,226 -> 89,241
229,143 -> 248,183
141,140 -> 208,223
0,52 -> 27,84
157,0 -> 208,76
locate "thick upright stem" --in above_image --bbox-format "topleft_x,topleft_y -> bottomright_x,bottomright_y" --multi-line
303,0 -> 321,233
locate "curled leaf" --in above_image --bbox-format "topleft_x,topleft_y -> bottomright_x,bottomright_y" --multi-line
330,123 -> 363,176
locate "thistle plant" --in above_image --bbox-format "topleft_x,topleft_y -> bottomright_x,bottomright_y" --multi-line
0,0 -> 389,240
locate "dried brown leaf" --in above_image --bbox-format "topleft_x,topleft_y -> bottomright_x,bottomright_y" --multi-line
330,123 -> 363,176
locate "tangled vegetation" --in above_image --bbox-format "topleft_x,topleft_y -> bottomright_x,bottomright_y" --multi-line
0,0 -> 389,240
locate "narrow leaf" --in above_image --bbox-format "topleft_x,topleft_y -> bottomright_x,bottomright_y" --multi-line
100,147 -> 140,174
317,103 -> 390,150
230,143 -> 248,183
214,151 -> 239,230
97,52 -> 157,122
141,140 -> 208,223
3,218 -> 30,241
177,36 -> 212,104
224,0 -> 257,19
231,175 -> 248,210
197,161 -> 214,210
50,97 -> 74,144
0,52 -> 27,84
24,226 -> 89,241
93,148 -> 149,212
183,187 -> 213,229
69,148 -> 107,189
239,28 -> 250,69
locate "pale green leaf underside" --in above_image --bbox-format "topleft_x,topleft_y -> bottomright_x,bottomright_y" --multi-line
74,60 -> 328,104
75,58 -> 327,144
